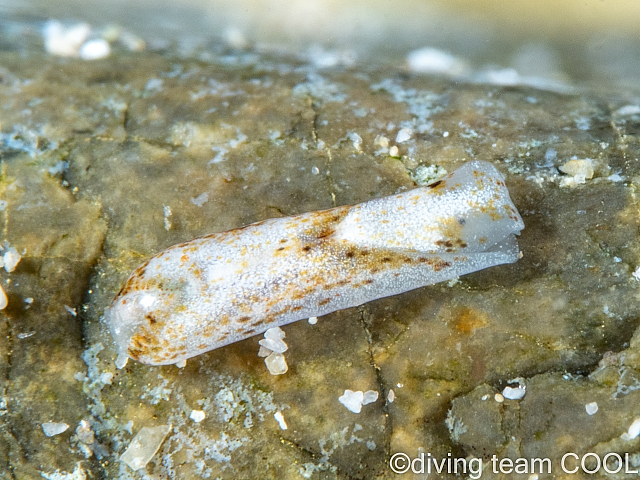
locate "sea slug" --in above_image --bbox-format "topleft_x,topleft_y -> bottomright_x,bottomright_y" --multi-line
106,160 -> 524,365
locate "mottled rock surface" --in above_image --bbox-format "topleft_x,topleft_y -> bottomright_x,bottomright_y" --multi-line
1,48 -> 640,479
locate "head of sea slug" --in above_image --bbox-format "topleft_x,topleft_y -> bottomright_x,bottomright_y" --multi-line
105,263 -> 189,365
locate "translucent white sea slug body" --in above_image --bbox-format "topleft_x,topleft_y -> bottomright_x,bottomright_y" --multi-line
107,161 -> 524,365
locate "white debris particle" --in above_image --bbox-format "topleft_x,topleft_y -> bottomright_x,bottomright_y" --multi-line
615,105 -> 640,116
585,402 -> 598,415
502,385 -> 526,400
25,297 -> 33,304
481,394 -> 490,401
115,353 -> 128,369
374,135 -> 389,147
608,173 -> 624,182
317,140 -> 325,149
120,424 -> 171,471
43,21 -> 90,57
633,267 -> 640,281
76,420 -> 95,444
264,326 -> 285,340
614,257 -> 622,263
274,411 -> 288,430
208,147 -> 228,165
544,148 -> 557,165
41,462 -> 86,480
257,345 -> 272,357
395,128 -> 413,143
389,146 -> 399,157
224,26 -> 250,49
264,352 -> 288,375
559,159 -> 594,179
190,192 -> 208,207
362,390 -> 379,405
64,305 -> 77,316
190,410 -> 206,423
124,420 -> 134,434
308,316 -> 318,325
494,393 -> 505,403
163,205 -> 172,231
175,359 -> 186,368
311,166 -> 320,175
3,247 -> 21,272
145,78 -> 163,91
387,389 -> 395,403
627,418 -> 640,438
339,390 -> 364,413
17,331 -> 35,339
79,39 -> 110,60
443,131 -> 449,137
269,130 -> 281,141
99,372 -> 113,384
42,422 -> 69,437
0,285 -> 8,310
260,327 -> 288,353
259,337 -> 288,353
406,47 -> 465,75
348,132 -> 363,151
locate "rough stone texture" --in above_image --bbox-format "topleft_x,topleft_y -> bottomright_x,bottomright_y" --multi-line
1,47 -> 640,479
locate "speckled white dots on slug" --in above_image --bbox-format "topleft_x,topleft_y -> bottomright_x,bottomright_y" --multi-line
106,160 -> 524,365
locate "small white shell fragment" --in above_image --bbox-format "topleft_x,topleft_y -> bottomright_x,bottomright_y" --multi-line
189,410 -> 206,423
120,424 -> 171,471
387,389 -> 395,403
264,352 -> 288,375
388,145 -> 399,156
106,161 -> 524,365
406,47 -> 466,75
0,285 -> 8,310
259,337 -> 288,353
64,305 -> 77,316
274,411 -> 288,430
79,39 -> 111,60
17,331 -> 35,339
42,21 -> 90,57
494,393 -> 505,403
585,402 -> 598,415
264,326 -> 285,340
3,248 -> 21,273
308,316 -> 318,325
373,135 -> 389,148
42,422 -> 70,437
559,159 -> 594,179
100,372 -> 113,384
362,390 -> 379,405
481,394 -> 490,401
633,266 -> 640,281
339,390 -> 365,413
76,420 -> 95,444
627,418 -> 640,439
115,353 -> 129,369
174,359 -> 187,368
502,385 -> 526,400
395,128 -> 413,143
